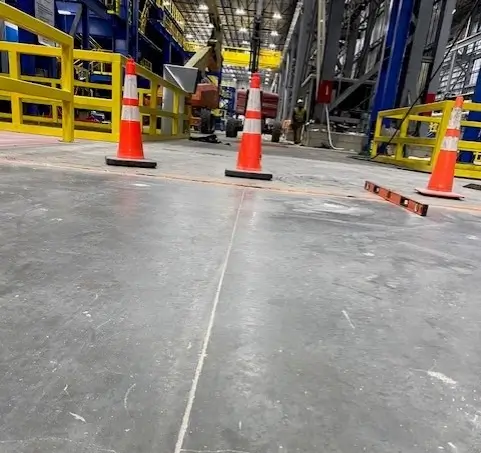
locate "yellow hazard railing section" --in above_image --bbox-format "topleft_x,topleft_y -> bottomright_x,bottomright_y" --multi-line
0,34 -> 189,140
134,56 -> 190,140
0,2 -> 74,142
371,101 -> 481,179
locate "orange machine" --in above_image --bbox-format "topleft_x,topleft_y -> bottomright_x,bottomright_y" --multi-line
189,83 -> 219,131
191,83 -> 219,110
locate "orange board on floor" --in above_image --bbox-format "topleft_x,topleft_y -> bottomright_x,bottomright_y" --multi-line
364,181 -> 429,217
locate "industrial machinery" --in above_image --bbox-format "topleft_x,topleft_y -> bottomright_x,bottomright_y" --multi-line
227,90 -> 280,137
182,0 -> 223,134
224,0 -> 283,142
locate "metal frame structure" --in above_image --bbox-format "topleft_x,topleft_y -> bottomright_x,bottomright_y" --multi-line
176,0 -> 295,85
274,0 -> 481,133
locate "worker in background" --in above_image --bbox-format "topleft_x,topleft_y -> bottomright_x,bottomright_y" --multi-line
292,99 -> 307,144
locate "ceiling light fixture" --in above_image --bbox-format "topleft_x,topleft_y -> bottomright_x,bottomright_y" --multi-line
239,27 -> 247,33
199,3 -> 208,10
269,43 -> 276,49
236,8 -> 246,15
273,12 -> 281,19
270,30 -> 278,36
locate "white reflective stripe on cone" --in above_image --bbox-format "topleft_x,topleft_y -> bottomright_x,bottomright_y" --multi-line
124,75 -> 138,100
121,105 -> 140,122
441,135 -> 459,152
243,118 -> 262,134
447,108 -> 462,129
246,89 -> 261,112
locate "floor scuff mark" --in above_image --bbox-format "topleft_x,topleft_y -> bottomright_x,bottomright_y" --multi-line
342,310 -> 356,330
124,383 -> 137,412
427,371 -> 457,386
69,412 -> 86,423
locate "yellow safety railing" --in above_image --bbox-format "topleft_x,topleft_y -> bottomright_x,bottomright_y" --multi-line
132,56 -> 190,140
0,45 -> 189,142
163,14 -> 184,46
371,101 -> 481,179
104,0 -> 120,15
0,2 -> 74,141
161,0 -> 185,32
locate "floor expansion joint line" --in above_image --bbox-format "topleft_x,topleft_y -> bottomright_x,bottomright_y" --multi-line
173,189 -> 246,453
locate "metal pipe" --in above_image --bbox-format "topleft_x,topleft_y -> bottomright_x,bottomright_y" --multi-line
280,0 -> 303,66
282,51 -> 291,120
301,73 -> 315,88
316,0 -> 326,98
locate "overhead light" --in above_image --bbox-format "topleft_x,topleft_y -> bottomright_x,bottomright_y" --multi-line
273,12 -> 281,19
208,23 -> 214,28
199,3 -> 208,10
242,40 -> 249,45
186,33 -> 194,39
239,27 -> 247,33
270,30 -> 278,36
236,8 -> 246,15
452,8 -> 456,14
269,43 -> 276,49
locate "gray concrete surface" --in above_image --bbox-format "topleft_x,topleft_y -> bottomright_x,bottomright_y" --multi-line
0,135 -> 481,452
1,136 -> 481,212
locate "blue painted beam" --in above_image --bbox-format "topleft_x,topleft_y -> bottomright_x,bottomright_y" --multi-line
69,0 -> 111,21
130,0 -> 139,60
369,0 -> 400,127
367,0 -> 414,152
461,71 -> 481,162
382,0 -> 414,110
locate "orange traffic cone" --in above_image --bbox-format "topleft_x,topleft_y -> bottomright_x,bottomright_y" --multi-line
106,58 -> 156,169
225,73 -> 272,180
415,96 -> 464,199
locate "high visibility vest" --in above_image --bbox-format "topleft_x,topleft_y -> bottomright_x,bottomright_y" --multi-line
293,107 -> 306,123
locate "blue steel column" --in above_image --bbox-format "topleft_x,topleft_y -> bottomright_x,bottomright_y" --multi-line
459,0 -> 480,161
163,40 -> 172,65
367,0 -> 414,149
382,0 -> 415,110
16,0 -> 36,75
400,0 -> 434,106
461,71 -> 481,161
81,5 -> 89,50
130,0 -> 139,60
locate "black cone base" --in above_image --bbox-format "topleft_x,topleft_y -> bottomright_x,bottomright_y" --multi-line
106,156 -> 157,169
225,168 -> 273,181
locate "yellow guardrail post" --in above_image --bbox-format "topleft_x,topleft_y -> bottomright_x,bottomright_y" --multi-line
7,51 -> 22,130
172,91 -> 179,136
396,117 -> 409,160
431,101 -> 453,168
111,54 -> 123,141
60,39 -> 74,142
148,81 -> 159,135
371,113 -> 383,157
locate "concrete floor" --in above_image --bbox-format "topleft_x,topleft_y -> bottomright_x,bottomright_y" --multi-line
1,135 -> 481,452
